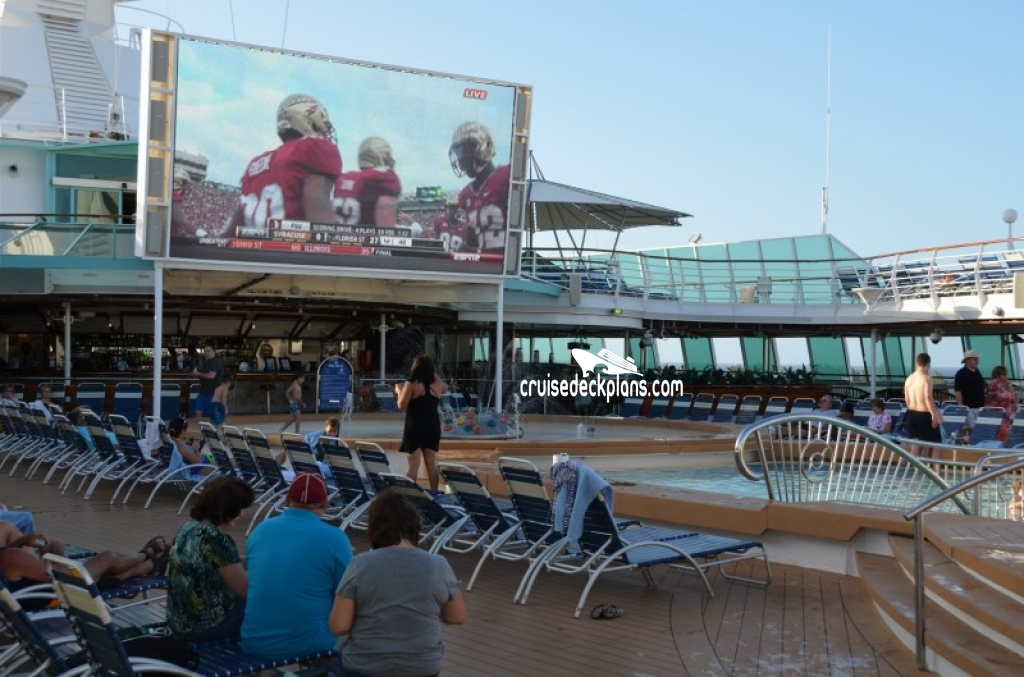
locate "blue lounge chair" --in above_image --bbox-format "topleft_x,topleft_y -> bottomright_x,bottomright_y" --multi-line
375,473 -> 470,551
437,462 -> 517,556
73,382 -> 106,414
689,393 -> 715,422
373,383 -> 398,412
667,393 -> 693,420
711,394 -> 739,423
516,490 -> 771,617
733,395 -> 762,425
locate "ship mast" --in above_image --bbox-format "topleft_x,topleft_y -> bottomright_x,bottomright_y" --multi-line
822,25 -> 831,234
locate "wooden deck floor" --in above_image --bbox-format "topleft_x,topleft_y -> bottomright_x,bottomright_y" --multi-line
0,471 -> 931,677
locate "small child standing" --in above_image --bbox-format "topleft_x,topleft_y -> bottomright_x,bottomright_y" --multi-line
280,374 -> 306,434
211,374 -> 231,434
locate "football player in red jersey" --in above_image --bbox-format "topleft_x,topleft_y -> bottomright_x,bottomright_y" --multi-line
433,198 -> 471,253
229,94 -> 341,235
449,122 -> 510,254
333,136 -> 402,227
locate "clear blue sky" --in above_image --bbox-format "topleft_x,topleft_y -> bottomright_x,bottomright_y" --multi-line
122,0 -> 1023,258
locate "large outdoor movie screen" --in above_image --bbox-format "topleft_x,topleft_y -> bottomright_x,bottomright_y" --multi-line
165,37 -> 524,277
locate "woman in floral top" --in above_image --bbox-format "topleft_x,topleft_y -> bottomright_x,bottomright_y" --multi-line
985,365 -> 1018,439
167,476 -> 254,642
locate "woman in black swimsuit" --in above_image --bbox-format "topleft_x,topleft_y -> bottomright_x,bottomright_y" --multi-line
397,355 -> 448,491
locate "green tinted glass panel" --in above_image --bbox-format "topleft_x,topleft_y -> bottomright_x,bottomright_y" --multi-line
807,336 -> 848,382
682,337 -> 715,370
759,238 -> 797,303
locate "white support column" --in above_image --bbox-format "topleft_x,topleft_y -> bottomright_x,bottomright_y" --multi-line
495,283 -> 504,412
63,302 -> 72,386
869,327 -> 878,398
153,262 -> 164,421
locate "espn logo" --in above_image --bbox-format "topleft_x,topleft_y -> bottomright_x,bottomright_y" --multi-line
463,88 -> 488,100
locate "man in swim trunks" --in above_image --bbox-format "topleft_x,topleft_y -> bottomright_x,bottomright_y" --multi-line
280,374 -> 306,434
210,374 -> 231,434
904,352 -> 944,458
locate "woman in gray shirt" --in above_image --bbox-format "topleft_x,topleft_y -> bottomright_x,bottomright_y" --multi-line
329,491 -> 466,677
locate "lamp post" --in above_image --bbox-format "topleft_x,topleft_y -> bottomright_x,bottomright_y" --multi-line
1005,208 -> 1019,250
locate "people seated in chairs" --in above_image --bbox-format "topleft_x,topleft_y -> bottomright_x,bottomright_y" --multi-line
168,417 -> 214,477
167,476 -> 254,642
0,520 -> 168,608
330,490 -> 465,677
0,383 -> 16,405
242,473 -> 353,661
866,398 -> 893,435
28,383 -> 54,423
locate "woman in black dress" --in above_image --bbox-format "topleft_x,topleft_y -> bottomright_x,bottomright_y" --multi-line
397,355 -> 448,491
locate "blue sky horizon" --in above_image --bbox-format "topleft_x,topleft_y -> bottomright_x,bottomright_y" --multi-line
123,0 -> 1022,259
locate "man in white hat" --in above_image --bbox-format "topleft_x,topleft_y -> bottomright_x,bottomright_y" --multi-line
954,349 -> 985,443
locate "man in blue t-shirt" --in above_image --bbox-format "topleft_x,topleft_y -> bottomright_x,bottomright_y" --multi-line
241,473 -> 353,660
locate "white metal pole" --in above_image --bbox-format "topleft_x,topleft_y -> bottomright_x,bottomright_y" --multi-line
495,283 -> 504,412
153,262 -> 164,420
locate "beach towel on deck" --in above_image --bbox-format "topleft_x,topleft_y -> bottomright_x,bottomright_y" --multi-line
552,461 -> 614,542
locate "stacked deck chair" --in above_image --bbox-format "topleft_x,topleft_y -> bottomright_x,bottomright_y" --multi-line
320,436 -> 376,529
516,460 -> 771,617
44,554 -> 338,677
6,405 -> 64,477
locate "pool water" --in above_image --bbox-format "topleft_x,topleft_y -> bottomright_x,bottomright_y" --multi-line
605,466 -> 770,498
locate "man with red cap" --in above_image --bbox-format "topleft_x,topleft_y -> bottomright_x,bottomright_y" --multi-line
242,472 -> 353,662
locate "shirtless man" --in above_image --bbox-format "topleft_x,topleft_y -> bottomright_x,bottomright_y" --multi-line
904,353 -> 944,458
280,375 -> 306,434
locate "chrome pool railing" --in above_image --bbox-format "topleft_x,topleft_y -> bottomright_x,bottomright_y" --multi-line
734,414 -> 970,513
903,456 -> 1024,670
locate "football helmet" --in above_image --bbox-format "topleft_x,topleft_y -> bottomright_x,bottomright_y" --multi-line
357,136 -> 395,169
172,166 -> 190,189
276,93 -> 335,142
449,122 -> 495,178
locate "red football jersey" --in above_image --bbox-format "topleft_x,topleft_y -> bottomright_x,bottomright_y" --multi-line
457,164 -> 510,252
237,137 -> 341,229
333,167 -> 401,226
434,214 -> 471,252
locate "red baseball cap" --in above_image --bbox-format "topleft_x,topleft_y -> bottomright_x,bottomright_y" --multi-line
287,472 -> 328,506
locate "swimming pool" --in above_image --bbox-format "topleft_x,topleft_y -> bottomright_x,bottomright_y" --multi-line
604,466 -> 770,498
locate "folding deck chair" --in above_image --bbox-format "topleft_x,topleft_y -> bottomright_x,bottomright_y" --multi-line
688,393 -> 715,421
243,428 -> 293,534
43,554 -> 337,677
157,383 -> 183,420
852,400 -> 873,427
516,491 -> 771,617
970,407 -> 1006,446
375,473 -> 470,553
437,462 -> 517,556
711,394 -> 739,423
620,396 -> 644,418
373,383 -> 398,412
646,396 -> 670,418
111,383 -> 144,433
760,396 -> 790,421
1006,408 -> 1024,448
667,393 -> 692,420
73,383 -> 106,415
354,440 -> 393,493
320,436 -> 376,529
733,395 -> 762,425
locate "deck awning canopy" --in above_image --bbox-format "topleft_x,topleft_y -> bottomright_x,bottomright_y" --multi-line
527,180 -> 691,232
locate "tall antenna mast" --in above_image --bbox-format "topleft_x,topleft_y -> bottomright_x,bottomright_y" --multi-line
822,25 -> 831,234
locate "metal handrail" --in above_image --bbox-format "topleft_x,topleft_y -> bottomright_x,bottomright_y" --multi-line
734,413 -> 971,513
902,457 -> 1024,670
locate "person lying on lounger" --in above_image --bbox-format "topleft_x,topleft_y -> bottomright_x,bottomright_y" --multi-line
0,519 -> 169,607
